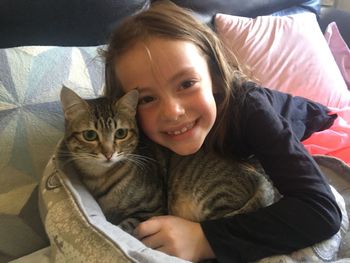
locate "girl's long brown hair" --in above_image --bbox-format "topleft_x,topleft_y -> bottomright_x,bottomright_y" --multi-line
102,0 -> 250,156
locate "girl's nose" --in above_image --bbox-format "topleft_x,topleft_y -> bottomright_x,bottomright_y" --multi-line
161,97 -> 185,121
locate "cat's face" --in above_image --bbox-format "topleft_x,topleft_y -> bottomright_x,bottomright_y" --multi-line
60,87 -> 139,172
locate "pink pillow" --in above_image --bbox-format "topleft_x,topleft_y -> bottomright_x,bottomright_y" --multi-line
324,22 -> 350,90
215,12 -> 350,108
303,106 -> 350,165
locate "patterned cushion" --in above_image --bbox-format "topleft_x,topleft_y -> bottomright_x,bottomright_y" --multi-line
0,46 -> 104,261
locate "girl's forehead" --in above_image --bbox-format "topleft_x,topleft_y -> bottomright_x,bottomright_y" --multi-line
120,37 -> 203,62
115,37 -> 209,90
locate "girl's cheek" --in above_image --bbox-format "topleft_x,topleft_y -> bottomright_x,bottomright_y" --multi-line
137,110 -> 151,131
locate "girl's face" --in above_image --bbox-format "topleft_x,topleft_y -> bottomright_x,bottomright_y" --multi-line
115,37 -> 217,155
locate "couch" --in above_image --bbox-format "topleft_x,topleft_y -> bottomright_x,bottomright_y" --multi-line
1,0 -> 350,262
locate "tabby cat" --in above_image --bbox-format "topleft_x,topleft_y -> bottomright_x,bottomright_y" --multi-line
168,150 -> 276,222
56,86 -> 167,234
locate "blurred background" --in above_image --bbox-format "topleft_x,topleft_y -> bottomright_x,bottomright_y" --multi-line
322,0 -> 350,11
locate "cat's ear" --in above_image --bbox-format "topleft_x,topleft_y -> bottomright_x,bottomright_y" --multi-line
60,86 -> 89,120
115,90 -> 139,116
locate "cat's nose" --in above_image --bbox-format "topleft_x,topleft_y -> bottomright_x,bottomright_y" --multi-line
103,152 -> 113,160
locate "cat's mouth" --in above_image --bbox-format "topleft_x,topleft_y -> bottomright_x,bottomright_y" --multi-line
102,154 -> 125,165
165,121 -> 196,136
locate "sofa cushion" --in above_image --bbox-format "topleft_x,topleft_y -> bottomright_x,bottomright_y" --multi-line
324,22 -> 350,90
0,0 -> 319,48
0,45 -> 104,261
215,12 -> 350,109
0,0 -> 150,48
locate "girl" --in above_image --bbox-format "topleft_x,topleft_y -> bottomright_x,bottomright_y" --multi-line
103,1 -> 342,262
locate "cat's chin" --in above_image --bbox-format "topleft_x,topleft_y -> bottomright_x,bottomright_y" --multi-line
76,158 -> 118,175
101,159 -> 119,168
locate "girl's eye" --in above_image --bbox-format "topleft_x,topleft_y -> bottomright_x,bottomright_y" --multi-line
139,96 -> 155,105
83,130 -> 98,141
181,80 -> 196,90
115,128 -> 128,139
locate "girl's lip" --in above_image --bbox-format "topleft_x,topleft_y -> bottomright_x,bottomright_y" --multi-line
164,121 -> 196,136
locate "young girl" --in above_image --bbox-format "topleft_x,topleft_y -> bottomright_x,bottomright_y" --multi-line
103,1 -> 342,262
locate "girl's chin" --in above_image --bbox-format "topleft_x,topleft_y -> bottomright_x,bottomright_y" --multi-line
167,141 -> 203,156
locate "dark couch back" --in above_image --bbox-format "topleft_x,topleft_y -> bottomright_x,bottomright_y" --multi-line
0,0 -> 319,48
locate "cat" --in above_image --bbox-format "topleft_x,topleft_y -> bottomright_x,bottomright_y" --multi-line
167,149 -> 276,222
56,86 -> 167,234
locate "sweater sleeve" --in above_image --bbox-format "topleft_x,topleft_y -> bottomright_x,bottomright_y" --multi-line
200,86 -> 341,263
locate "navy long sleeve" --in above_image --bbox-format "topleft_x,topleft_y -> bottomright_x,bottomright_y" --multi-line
200,83 -> 342,262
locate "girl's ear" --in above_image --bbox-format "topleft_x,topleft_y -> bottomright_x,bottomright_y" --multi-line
114,89 -> 139,117
60,86 -> 89,120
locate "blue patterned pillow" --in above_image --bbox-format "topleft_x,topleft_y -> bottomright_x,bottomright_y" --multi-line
0,46 -> 104,261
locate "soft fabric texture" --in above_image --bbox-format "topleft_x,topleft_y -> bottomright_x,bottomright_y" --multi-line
303,106 -> 350,165
37,154 -> 349,263
0,46 -> 104,261
38,157 -> 189,263
324,22 -> 350,90
300,22 -> 350,164
214,12 -> 350,108
0,0 -> 321,48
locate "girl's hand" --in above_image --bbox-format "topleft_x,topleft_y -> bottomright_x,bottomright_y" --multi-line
134,215 -> 215,262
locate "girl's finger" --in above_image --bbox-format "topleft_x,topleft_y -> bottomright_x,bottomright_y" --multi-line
134,217 -> 161,239
141,234 -> 164,249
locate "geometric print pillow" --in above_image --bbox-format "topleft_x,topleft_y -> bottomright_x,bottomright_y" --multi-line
0,45 -> 104,262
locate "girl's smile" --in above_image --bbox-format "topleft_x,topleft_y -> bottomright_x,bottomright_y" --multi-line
164,120 -> 196,136
115,37 -> 217,155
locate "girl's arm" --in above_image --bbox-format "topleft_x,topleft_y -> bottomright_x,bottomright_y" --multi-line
134,215 -> 214,262
200,85 -> 342,262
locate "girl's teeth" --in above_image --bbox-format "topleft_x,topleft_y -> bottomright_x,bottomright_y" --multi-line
168,122 -> 194,135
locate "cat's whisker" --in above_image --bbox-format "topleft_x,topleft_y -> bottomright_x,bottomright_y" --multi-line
128,153 -> 157,163
120,154 -> 155,171
126,158 -> 148,170
57,151 -> 99,164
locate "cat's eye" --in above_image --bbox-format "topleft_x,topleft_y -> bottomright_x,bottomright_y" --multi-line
83,130 -> 98,141
115,128 -> 128,139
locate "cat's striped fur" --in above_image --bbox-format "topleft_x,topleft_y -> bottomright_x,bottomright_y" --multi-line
168,150 -> 276,222
56,87 -> 166,234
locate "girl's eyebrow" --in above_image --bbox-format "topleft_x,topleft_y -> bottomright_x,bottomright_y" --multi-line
135,67 -> 198,92
168,67 -> 198,84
